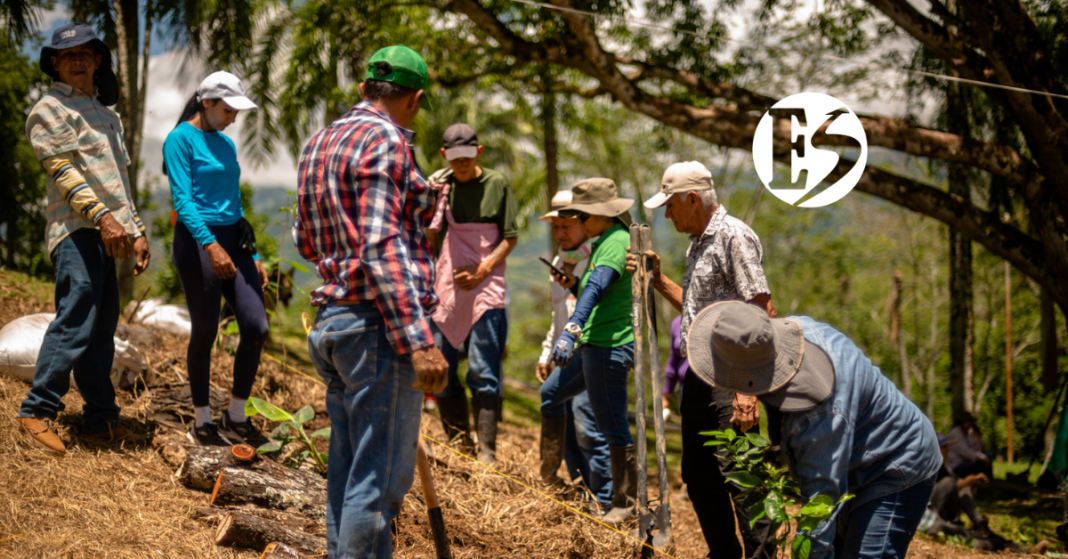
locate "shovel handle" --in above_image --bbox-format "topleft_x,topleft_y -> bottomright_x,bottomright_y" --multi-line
416,438 -> 452,559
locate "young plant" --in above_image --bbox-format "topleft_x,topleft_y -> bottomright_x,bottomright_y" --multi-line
703,428 -> 853,559
245,397 -> 330,474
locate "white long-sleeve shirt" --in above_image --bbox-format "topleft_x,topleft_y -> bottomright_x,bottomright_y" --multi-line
538,243 -> 593,365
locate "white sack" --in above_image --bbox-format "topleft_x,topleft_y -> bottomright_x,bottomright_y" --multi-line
131,297 -> 192,337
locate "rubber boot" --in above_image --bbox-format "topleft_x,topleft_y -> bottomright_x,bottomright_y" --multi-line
539,414 -> 568,486
474,394 -> 500,464
601,444 -> 637,526
436,395 -> 472,448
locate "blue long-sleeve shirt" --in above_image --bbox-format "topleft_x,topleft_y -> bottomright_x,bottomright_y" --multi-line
163,122 -> 245,247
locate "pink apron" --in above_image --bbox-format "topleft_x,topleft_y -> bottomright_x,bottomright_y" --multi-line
430,189 -> 507,348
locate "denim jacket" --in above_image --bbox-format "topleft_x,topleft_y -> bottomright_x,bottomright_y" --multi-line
778,316 -> 941,558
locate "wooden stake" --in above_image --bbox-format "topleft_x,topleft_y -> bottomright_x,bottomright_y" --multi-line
1005,259 -> 1014,463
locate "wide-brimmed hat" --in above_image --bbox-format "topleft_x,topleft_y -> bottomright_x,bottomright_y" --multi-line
40,23 -> 118,106
558,178 -> 634,227
539,190 -> 574,222
687,301 -> 835,412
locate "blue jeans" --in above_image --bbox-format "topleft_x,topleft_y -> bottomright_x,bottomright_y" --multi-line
833,477 -> 935,559
19,230 -> 120,435
564,390 -> 614,507
432,308 -> 507,399
308,301 -> 422,559
541,343 -> 634,447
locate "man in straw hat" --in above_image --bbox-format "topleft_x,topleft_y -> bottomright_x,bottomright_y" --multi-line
548,178 -> 638,525
687,300 -> 941,558
535,190 -> 613,510
294,44 -> 447,558
631,161 -> 774,557
16,22 -> 151,455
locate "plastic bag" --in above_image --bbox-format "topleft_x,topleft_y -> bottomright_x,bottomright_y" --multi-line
130,297 -> 192,337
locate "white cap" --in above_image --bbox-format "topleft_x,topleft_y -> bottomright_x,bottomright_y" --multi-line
197,71 -> 258,111
645,161 -> 714,209
538,190 -> 574,222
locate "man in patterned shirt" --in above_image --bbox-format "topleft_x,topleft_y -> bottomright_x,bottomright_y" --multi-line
294,44 -> 447,559
628,161 -> 776,559
16,23 -> 150,455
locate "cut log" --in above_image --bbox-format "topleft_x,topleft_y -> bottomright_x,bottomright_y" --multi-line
261,542 -> 306,559
194,506 -> 317,531
179,445 -> 325,492
211,467 -> 326,518
215,511 -> 326,556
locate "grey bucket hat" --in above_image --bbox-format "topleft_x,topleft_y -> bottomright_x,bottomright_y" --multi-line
687,301 -> 835,412
40,22 -> 119,106
558,178 -> 635,227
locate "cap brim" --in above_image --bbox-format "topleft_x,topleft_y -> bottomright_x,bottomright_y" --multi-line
686,301 -> 804,395
558,197 -> 635,218
420,90 -> 433,111
222,96 -> 258,111
538,210 -> 560,222
644,190 -> 671,209
444,146 -> 478,161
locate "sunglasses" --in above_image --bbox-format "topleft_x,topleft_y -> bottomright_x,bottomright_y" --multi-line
559,210 -> 591,223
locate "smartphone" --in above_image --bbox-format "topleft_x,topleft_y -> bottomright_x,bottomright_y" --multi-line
538,256 -> 567,278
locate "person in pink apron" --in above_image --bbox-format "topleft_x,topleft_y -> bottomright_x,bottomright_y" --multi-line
427,123 -> 518,464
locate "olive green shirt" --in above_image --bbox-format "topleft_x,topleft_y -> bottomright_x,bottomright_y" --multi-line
443,167 -> 518,239
579,223 -> 634,347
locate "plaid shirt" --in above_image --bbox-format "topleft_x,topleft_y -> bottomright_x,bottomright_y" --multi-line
27,82 -> 143,255
293,101 -> 437,354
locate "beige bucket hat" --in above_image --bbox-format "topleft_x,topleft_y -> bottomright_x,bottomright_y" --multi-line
558,178 -> 634,227
687,301 -> 835,412
538,190 -> 574,222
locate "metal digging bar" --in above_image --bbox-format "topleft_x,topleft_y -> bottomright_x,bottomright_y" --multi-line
630,224 -> 675,557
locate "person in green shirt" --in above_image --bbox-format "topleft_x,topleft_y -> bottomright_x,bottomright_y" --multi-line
427,123 -> 518,464
546,177 -> 637,525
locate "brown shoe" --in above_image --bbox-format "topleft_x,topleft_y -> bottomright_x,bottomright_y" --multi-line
83,423 -> 142,443
16,417 -> 66,455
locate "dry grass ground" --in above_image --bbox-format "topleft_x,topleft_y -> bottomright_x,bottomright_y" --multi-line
0,268 -> 1061,558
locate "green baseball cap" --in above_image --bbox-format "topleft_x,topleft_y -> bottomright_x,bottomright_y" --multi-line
365,45 -> 433,111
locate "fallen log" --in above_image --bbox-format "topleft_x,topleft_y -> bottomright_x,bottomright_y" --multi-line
215,510 -> 326,557
194,505 -> 318,531
261,542 -> 306,559
211,467 -> 327,518
179,445 -> 325,492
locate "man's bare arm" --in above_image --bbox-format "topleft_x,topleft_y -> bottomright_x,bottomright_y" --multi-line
479,236 -> 517,276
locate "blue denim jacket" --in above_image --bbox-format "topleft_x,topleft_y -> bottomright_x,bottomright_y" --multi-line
779,316 -> 941,558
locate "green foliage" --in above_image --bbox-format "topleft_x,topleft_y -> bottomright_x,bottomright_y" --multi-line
245,396 -> 329,474
704,428 -> 852,558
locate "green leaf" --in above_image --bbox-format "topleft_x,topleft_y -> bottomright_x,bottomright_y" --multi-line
723,428 -> 737,440
727,471 -> 762,488
250,397 -> 294,422
245,399 -> 260,417
745,432 -> 770,447
796,515 -> 822,533
801,494 -> 835,518
311,427 -> 331,440
703,440 -> 728,446
699,430 -> 726,437
749,505 -> 766,529
792,533 -> 812,559
257,439 -> 283,453
283,259 -> 311,274
765,491 -> 786,523
294,405 -> 315,424
318,452 -> 329,464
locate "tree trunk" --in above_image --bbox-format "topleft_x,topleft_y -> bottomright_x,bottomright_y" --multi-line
1042,288 -> 1059,392
211,467 -> 327,518
178,445 -> 326,493
215,510 -> 327,556
195,505 -> 320,533
542,69 -> 559,255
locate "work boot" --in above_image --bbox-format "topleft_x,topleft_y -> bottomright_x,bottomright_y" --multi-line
82,422 -> 143,443
474,394 -> 500,464
16,417 -> 65,455
436,395 -> 472,448
539,414 -> 568,486
601,444 -> 637,526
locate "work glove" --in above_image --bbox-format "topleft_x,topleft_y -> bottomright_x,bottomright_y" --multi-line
237,217 -> 258,256
549,331 -> 577,369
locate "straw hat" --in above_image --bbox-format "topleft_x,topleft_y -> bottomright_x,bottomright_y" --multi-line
687,301 -> 834,412
557,178 -> 634,227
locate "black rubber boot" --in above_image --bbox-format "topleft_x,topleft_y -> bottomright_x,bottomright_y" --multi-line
436,395 -> 472,448
539,414 -> 568,485
601,444 -> 637,526
474,394 -> 500,464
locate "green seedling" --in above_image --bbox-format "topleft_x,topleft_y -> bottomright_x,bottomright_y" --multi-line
245,396 -> 330,474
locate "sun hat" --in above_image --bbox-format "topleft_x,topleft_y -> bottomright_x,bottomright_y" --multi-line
557,178 -> 634,227
539,190 -> 575,222
365,45 -> 433,111
443,123 -> 478,160
197,71 -> 258,111
687,301 -> 835,412
644,161 -> 715,209
40,22 -> 119,106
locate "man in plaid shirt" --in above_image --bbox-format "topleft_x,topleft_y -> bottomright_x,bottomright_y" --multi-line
294,44 -> 447,559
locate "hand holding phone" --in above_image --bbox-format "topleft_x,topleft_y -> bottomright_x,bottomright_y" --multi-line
539,256 -> 576,289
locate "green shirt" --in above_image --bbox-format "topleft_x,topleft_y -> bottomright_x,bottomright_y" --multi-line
579,223 -> 634,347
444,167 -> 518,239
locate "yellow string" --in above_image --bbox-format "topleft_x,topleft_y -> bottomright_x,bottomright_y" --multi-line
261,352 -> 324,385
421,433 -> 677,559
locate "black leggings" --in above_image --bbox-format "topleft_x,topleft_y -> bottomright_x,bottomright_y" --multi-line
172,222 -> 269,407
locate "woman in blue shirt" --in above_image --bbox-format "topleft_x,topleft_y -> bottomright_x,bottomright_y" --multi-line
163,71 -> 269,448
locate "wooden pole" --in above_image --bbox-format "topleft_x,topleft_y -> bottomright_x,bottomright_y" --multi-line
416,437 -> 452,559
1005,259 -> 1014,463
